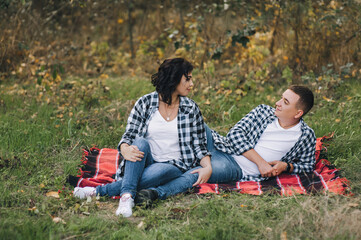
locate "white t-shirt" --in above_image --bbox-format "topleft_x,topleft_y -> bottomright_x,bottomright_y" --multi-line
145,110 -> 181,162
232,119 -> 302,177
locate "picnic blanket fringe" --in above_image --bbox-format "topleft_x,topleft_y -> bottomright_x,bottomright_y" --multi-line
67,133 -> 352,196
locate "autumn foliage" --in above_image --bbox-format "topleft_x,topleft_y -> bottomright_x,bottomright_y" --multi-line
1,0 -> 360,93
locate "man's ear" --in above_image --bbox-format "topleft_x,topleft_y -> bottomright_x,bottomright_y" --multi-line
295,109 -> 304,119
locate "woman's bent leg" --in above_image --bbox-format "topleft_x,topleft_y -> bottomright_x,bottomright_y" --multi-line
138,163 -> 183,190
119,138 -> 154,198
153,166 -> 201,200
97,154 -> 183,198
96,180 -> 123,197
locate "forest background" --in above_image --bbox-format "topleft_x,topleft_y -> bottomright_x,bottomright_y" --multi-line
1,0 -> 361,239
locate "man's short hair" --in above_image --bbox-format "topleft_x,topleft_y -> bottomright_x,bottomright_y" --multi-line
288,85 -> 314,117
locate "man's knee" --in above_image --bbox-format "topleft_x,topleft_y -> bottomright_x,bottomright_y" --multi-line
211,156 -> 231,171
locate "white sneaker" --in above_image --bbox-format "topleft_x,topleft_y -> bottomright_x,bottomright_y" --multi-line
73,187 -> 96,199
115,193 -> 134,217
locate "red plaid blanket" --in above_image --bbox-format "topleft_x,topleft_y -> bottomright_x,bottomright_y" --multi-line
67,135 -> 351,196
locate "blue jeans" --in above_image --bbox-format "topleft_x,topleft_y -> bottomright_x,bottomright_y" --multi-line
96,138 -> 183,198
153,124 -> 243,199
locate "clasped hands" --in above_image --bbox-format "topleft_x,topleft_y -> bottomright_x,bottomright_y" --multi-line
258,160 -> 288,178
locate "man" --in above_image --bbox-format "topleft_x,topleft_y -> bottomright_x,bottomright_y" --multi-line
136,85 -> 316,204
208,85 -> 316,183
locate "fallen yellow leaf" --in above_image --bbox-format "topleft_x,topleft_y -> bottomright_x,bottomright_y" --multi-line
99,73 -> 109,80
28,207 -> 39,214
281,231 -> 287,240
323,96 -> 335,102
52,217 -> 66,224
46,191 -> 60,198
28,207 -> 37,211
137,221 -> 144,229
235,89 -> 242,95
348,203 -> 359,207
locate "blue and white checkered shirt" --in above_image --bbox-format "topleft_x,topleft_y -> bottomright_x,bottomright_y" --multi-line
116,91 -> 210,178
211,104 -> 316,182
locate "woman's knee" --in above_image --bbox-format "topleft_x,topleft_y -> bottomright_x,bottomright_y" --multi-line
132,137 -> 150,152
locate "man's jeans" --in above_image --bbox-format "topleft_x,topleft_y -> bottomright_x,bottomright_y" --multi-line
96,138 -> 184,198
153,124 -> 243,199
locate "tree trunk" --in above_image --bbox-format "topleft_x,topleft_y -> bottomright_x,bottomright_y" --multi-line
270,8 -> 280,55
127,0 -> 135,60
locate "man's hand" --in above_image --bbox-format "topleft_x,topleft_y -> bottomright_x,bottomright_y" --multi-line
257,161 -> 278,178
191,166 -> 212,186
120,143 -> 144,162
242,149 -> 277,178
269,160 -> 289,176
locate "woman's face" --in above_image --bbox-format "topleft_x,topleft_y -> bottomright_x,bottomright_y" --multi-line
174,72 -> 193,97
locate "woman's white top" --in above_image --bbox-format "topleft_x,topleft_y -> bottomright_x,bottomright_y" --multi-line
232,119 -> 302,177
145,110 -> 181,162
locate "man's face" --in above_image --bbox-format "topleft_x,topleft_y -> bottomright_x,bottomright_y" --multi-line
275,89 -> 302,120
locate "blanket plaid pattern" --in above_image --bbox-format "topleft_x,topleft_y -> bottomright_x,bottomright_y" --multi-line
67,135 -> 351,196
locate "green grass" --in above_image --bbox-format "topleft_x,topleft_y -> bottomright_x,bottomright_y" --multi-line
0,76 -> 360,239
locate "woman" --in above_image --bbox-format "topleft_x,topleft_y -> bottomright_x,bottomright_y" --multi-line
74,58 -> 212,217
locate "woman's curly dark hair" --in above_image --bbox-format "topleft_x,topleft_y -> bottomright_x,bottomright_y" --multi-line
151,58 -> 193,105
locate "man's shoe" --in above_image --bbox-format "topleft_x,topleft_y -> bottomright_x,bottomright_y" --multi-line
115,193 -> 134,217
73,187 -> 96,199
134,189 -> 158,208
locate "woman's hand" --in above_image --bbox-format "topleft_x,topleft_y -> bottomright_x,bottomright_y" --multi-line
120,143 -> 144,162
191,155 -> 212,186
191,166 -> 212,186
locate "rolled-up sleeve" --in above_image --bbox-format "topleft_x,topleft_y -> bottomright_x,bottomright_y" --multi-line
117,98 -> 145,151
292,130 -> 316,174
191,103 -> 210,163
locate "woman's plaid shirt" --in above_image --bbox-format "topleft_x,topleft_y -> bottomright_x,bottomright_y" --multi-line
211,104 -> 316,182
116,91 -> 210,177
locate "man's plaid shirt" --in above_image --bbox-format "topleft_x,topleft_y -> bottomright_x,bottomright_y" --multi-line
116,91 -> 210,178
211,104 -> 316,182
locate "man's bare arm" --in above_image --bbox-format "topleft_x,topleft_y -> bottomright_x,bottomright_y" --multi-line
242,149 -> 278,177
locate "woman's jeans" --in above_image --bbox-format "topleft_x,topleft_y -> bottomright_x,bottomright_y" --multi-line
153,124 -> 243,199
96,138 -> 184,198
97,124 -> 243,199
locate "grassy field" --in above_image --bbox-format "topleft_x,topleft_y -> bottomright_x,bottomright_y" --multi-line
0,75 -> 360,239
